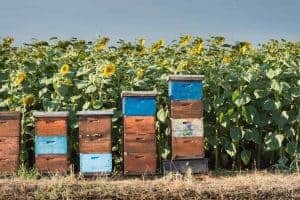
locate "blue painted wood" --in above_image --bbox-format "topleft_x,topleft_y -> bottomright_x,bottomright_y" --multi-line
80,153 -> 112,173
123,96 -> 156,116
35,136 -> 67,155
169,80 -> 203,101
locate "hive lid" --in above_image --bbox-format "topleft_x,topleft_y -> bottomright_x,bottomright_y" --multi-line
77,109 -> 115,116
32,111 -> 69,117
121,91 -> 157,97
168,75 -> 205,81
0,111 -> 21,118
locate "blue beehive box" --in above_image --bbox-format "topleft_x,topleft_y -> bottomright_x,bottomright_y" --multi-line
80,153 -> 112,173
168,75 -> 204,101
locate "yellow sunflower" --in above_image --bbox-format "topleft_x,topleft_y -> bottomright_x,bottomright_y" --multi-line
179,35 -> 191,47
139,38 -> 146,47
223,55 -> 233,64
151,39 -> 165,53
238,42 -> 251,55
136,68 -> 145,79
3,37 -> 14,48
60,64 -> 70,76
103,64 -> 116,77
189,41 -> 204,55
95,37 -> 110,51
15,72 -> 26,86
22,94 -> 35,106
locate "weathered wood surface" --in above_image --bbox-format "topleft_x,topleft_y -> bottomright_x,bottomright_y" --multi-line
35,118 -> 67,136
121,91 -> 157,97
78,116 -> 111,136
124,134 -> 156,153
0,155 -> 19,173
35,155 -> 68,174
124,116 -> 156,135
123,152 -> 156,174
172,137 -> 205,159
168,75 -> 205,81
162,158 -> 208,174
171,118 -> 203,137
80,153 -> 112,173
80,137 -> 111,153
170,101 -> 203,118
122,97 -> 156,116
35,136 -> 67,155
77,109 -> 114,116
32,111 -> 69,117
0,119 -> 20,137
0,137 -> 19,156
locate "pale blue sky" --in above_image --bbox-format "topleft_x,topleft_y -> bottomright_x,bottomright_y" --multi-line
0,0 -> 299,45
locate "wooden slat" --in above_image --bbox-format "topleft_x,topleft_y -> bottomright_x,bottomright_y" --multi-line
122,96 -> 156,116
172,137 -> 205,159
124,134 -> 156,153
0,119 -> 20,137
168,75 -> 205,81
80,153 -> 112,173
79,116 -> 111,136
80,137 -> 111,153
35,155 -> 68,174
171,118 -> 203,137
0,155 -> 19,173
124,116 -> 155,135
35,118 -> 67,136
0,137 -> 19,156
124,152 -> 156,174
170,101 -> 203,118
169,80 -> 203,101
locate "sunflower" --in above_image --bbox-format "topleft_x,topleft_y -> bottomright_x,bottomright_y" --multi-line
213,36 -> 225,46
223,55 -> 233,64
139,38 -> 145,47
136,68 -> 145,79
151,39 -> 165,53
95,37 -> 110,51
15,72 -> 26,86
179,35 -> 191,47
103,64 -> 116,77
22,94 -> 35,106
189,41 -> 204,55
3,37 -> 14,48
60,64 -> 70,76
238,42 -> 251,55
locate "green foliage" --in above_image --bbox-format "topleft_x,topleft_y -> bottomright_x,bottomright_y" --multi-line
0,36 -> 299,171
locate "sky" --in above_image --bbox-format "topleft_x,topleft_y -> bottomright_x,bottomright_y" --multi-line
0,0 -> 299,45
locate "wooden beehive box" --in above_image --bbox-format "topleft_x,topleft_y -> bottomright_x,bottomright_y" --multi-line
122,91 -> 157,175
33,111 -> 69,174
77,110 -> 114,174
0,111 -> 21,174
168,75 -> 205,160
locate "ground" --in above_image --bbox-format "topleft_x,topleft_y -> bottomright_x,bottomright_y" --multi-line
0,171 -> 299,199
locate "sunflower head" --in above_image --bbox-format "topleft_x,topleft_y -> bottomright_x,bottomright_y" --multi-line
15,72 -> 26,86
213,36 -> 225,46
3,37 -> 14,48
60,64 -> 70,76
237,42 -> 251,55
103,64 -> 116,77
22,94 -> 35,106
189,39 -> 204,55
136,68 -> 145,79
179,35 -> 191,47
95,37 -> 110,51
151,39 -> 165,53
223,55 -> 233,64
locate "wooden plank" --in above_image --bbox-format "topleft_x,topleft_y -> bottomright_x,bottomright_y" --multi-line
78,116 -> 111,136
35,155 -> 68,174
171,118 -> 203,137
80,153 -> 112,173
35,117 -> 67,136
124,134 -> 156,153
80,137 -> 111,153
170,101 -> 203,118
169,80 -> 203,101
122,96 -> 156,116
0,119 -> 20,137
77,109 -> 114,116
124,116 -> 156,135
0,111 -> 21,119
35,136 -> 67,155
32,111 -> 69,117
162,158 -> 208,174
124,152 -> 156,175
172,137 -> 205,159
168,75 -> 205,81
121,91 -> 157,97
0,137 -> 19,156
0,155 -> 19,173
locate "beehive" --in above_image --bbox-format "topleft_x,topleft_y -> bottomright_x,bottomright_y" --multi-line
122,91 -> 157,175
77,110 -> 114,174
33,111 -> 69,174
168,75 -> 205,159
0,111 -> 21,174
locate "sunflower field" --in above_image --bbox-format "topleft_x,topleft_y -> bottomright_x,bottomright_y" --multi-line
0,36 -> 299,172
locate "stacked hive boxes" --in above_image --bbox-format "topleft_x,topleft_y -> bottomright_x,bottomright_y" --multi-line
122,91 -> 157,175
0,112 -> 20,173
163,75 -> 208,173
33,111 -> 69,174
77,110 -> 114,174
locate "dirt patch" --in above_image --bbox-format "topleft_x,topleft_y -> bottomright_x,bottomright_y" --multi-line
0,172 -> 299,199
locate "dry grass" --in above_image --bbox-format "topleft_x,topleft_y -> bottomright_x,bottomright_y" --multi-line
0,171 -> 299,199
